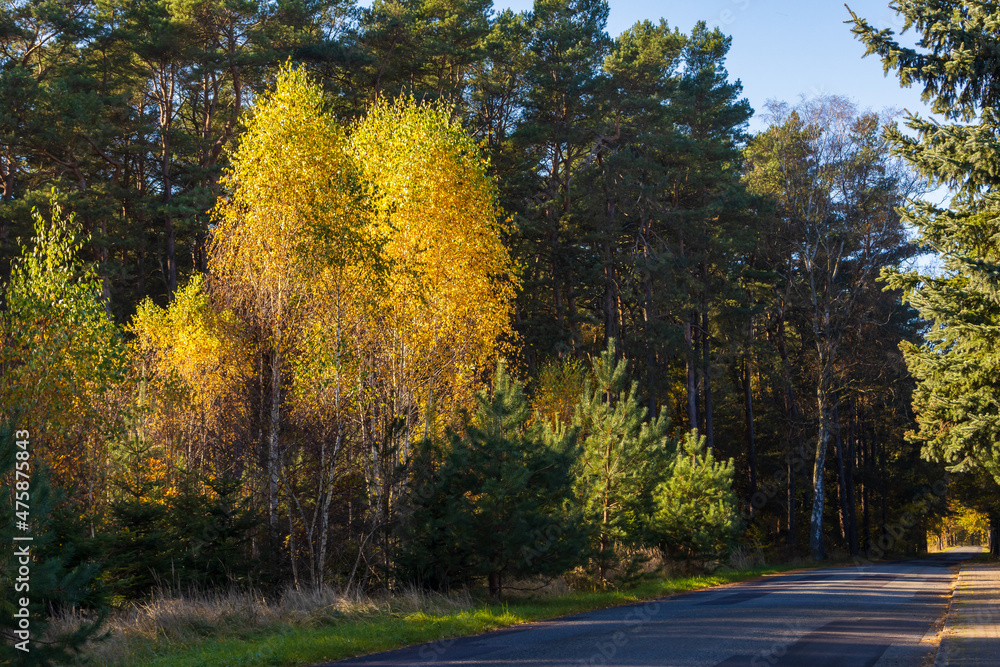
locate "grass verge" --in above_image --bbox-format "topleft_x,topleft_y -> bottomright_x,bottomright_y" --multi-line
80,560 -> 833,667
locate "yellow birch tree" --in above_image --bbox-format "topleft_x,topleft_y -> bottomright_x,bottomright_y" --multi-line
348,98 -> 518,570
208,63 -> 373,536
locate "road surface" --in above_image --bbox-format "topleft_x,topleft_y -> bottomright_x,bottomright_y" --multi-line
324,548 -> 980,667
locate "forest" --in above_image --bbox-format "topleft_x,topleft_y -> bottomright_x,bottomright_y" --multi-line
4,0 -> 1000,661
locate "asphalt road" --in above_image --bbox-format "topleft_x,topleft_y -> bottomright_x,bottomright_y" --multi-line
323,547 -> 982,667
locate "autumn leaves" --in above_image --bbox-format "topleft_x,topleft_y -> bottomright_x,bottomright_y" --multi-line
126,64 -> 516,580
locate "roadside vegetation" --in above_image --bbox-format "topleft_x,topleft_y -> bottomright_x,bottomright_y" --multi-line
63,552 -> 816,667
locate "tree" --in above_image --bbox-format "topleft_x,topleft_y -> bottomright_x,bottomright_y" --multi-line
0,422 -> 107,664
574,340 -> 673,581
580,18 -> 685,409
401,362 -> 585,598
208,62 -> 371,535
130,274 -> 251,473
654,430 -> 740,564
667,21 -> 752,447
357,0 -> 491,107
102,432 -> 261,599
851,1 -> 1000,555
0,199 -> 127,509
347,95 -> 517,580
744,97 -> 919,559
511,0 -> 611,360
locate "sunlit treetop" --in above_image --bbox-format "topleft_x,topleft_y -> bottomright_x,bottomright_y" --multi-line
350,95 -> 518,393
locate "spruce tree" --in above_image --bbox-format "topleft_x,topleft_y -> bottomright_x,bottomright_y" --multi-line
851,2 -> 1000,552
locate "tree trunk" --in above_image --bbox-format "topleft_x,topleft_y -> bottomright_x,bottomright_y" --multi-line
603,245 -> 620,347
161,126 -> 177,295
599,445 -> 612,582
643,274 -> 657,417
787,452 -> 796,554
488,570 -> 502,599
702,309 -> 714,453
859,414 -> 871,553
810,377 -> 833,561
602,177 -> 620,348
833,400 -> 849,545
744,355 -> 758,514
686,317 -> 698,432
288,492 -> 299,590
777,314 -> 800,553
990,515 -> 1000,557
268,348 -> 281,532
844,400 -> 859,556
878,437 -> 888,555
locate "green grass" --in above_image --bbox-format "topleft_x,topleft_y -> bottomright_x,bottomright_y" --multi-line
113,562 -> 828,667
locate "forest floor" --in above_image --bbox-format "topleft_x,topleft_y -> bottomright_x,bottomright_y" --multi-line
69,559 -> 836,667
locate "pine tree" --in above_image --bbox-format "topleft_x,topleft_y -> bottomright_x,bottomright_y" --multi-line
574,339 -> 673,581
511,0 -> 611,359
653,430 -> 740,564
669,22 -> 752,447
580,18 -> 685,405
851,1 -> 1000,553
0,422 -> 107,665
400,361 -> 585,598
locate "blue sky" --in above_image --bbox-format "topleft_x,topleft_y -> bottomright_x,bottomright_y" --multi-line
493,0 -> 930,133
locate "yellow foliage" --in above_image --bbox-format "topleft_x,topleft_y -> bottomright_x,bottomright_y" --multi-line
130,274 -> 249,428
134,65 -> 519,481
531,358 -> 588,427
209,62 -> 372,341
349,97 -> 518,422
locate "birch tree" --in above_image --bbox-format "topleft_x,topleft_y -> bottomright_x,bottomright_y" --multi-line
744,96 -> 919,559
209,63 -> 371,537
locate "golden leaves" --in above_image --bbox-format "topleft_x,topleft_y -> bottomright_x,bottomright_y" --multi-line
139,65 -> 516,459
349,96 -> 518,416
130,274 -> 249,423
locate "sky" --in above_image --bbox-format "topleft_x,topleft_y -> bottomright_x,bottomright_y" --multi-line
493,0 -> 931,133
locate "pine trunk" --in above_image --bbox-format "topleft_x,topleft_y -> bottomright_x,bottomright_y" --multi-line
686,317 -> 698,432
844,400 -> 859,556
833,401 -> 848,544
488,571 -> 502,599
702,309 -> 714,453
744,355 -> 758,511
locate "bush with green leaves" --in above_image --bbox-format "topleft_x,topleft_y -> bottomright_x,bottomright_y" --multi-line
653,430 -> 741,564
400,362 -> 587,598
0,197 -> 127,507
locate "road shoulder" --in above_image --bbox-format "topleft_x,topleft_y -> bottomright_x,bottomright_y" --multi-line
934,559 -> 1000,666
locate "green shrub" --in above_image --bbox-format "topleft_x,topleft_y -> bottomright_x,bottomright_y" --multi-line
654,430 -> 741,564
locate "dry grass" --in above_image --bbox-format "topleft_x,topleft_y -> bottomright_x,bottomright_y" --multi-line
729,544 -> 767,571
49,584 -> 475,666
45,548 -> 779,665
